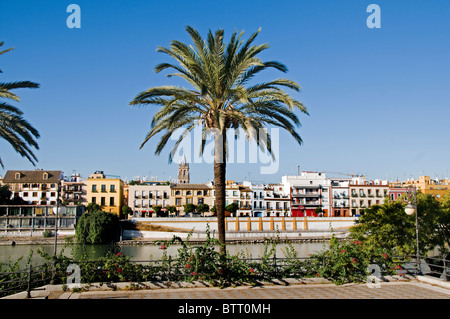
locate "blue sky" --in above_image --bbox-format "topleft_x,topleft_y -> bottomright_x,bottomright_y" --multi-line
0,0 -> 449,183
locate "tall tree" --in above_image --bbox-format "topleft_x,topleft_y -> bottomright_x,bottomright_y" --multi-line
130,26 -> 308,257
0,42 -> 40,167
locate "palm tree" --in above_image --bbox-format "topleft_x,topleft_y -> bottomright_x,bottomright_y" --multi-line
0,42 -> 40,167
130,26 -> 308,257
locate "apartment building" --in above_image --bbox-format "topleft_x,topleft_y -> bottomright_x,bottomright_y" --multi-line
251,184 -> 266,216
171,183 -> 212,215
2,169 -> 63,205
128,182 -> 171,217
282,172 -> 331,217
264,184 -> 291,217
61,173 -> 87,206
330,178 -> 350,217
85,171 -> 124,216
401,176 -> 450,200
349,176 -> 389,216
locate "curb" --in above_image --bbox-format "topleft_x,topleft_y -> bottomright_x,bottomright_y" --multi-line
417,275 -> 450,290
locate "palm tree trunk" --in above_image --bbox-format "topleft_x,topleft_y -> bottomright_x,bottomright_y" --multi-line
214,130 -> 226,257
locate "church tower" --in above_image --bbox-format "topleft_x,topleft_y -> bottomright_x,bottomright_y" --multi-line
177,155 -> 190,184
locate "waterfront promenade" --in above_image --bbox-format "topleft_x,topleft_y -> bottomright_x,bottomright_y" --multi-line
6,275 -> 450,300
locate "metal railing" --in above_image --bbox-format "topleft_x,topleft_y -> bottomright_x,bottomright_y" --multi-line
1,254 -> 448,298
0,263 -> 53,298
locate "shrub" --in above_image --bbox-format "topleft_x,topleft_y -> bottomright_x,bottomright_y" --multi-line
75,209 -> 120,244
309,236 -> 402,285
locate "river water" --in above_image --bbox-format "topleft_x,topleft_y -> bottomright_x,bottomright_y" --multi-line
0,241 -> 328,266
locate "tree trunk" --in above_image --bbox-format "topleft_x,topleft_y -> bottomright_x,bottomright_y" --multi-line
214,130 -> 226,257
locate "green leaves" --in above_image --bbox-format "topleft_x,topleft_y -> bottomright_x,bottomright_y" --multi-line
0,41 -> 40,167
130,26 -> 308,160
75,209 -> 120,244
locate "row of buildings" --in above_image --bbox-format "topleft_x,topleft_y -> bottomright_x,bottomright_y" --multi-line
1,162 -> 449,220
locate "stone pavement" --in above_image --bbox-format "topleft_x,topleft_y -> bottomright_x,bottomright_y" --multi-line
4,275 -> 450,300
64,281 -> 450,299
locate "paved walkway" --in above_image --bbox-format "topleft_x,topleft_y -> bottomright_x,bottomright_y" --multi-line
6,275 -> 449,300
65,281 -> 450,299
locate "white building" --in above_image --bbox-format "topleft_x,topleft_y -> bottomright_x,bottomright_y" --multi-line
282,171 -> 331,217
128,182 -> 171,217
2,170 -> 64,206
330,178 -> 350,217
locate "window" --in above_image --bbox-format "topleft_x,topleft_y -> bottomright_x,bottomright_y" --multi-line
187,198 -> 192,204
15,172 -> 21,179
101,185 -> 106,192
186,191 -> 191,195
43,172 -> 48,180
233,191 -> 238,196
110,185 -> 115,192
92,185 -> 97,192
92,197 -> 96,203
32,192 -> 38,197
101,197 -> 106,206
23,192 -> 29,197
109,197 -> 114,206
175,198 -> 181,205
197,191 -> 202,195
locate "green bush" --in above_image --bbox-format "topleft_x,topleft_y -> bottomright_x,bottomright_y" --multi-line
75,210 -> 120,244
42,229 -> 52,238
309,236 -> 402,285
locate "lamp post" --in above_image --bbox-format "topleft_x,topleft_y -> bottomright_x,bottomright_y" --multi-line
52,181 -> 66,257
405,186 -> 420,274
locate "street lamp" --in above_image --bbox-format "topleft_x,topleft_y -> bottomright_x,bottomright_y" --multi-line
404,186 -> 420,274
52,181 -> 66,257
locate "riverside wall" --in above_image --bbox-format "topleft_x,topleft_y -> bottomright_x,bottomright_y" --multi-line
124,217 -> 357,241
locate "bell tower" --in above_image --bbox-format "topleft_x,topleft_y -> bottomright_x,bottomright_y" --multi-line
177,155 -> 190,184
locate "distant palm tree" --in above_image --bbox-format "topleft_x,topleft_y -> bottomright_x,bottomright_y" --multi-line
0,42 -> 40,167
130,26 -> 308,257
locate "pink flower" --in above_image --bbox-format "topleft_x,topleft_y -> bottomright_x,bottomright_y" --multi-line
116,252 -> 123,257
191,272 -> 197,276
160,244 -> 166,250
185,264 -> 191,269
341,250 -> 346,253
382,253 -> 388,259
351,258 -> 357,263
117,268 -> 122,273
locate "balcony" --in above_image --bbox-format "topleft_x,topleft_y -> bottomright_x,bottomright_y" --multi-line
292,192 -> 320,197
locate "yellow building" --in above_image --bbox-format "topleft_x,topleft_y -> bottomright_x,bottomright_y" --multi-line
85,171 -> 124,216
171,183 -> 212,215
401,176 -> 450,200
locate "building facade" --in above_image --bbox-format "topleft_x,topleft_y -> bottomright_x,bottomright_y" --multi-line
349,176 -> 389,216
85,171 -> 124,216
128,182 -> 171,217
282,172 -> 331,217
401,176 -> 450,200
330,178 -> 350,217
2,170 -> 63,205
171,183 -> 212,215
61,173 -> 87,206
